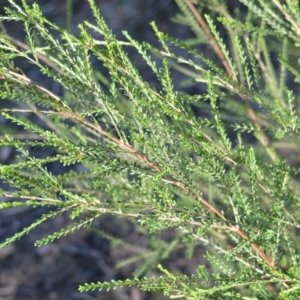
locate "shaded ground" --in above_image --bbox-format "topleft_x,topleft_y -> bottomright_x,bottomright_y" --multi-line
0,1 -> 204,299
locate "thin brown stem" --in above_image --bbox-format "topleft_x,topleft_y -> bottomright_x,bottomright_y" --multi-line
185,0 -> 234,77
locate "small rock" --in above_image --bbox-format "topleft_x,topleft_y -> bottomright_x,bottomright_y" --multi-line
0,244 -> 16,260
0,147 -> 12,162
36,243 -> 59,256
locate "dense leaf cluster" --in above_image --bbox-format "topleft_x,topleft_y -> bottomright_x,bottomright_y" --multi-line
1,0 -> 300,298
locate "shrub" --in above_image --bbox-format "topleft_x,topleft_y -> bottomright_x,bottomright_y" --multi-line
1,0 -> 300,298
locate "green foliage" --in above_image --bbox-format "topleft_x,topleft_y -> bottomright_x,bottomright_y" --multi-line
1,0 -> 300,298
